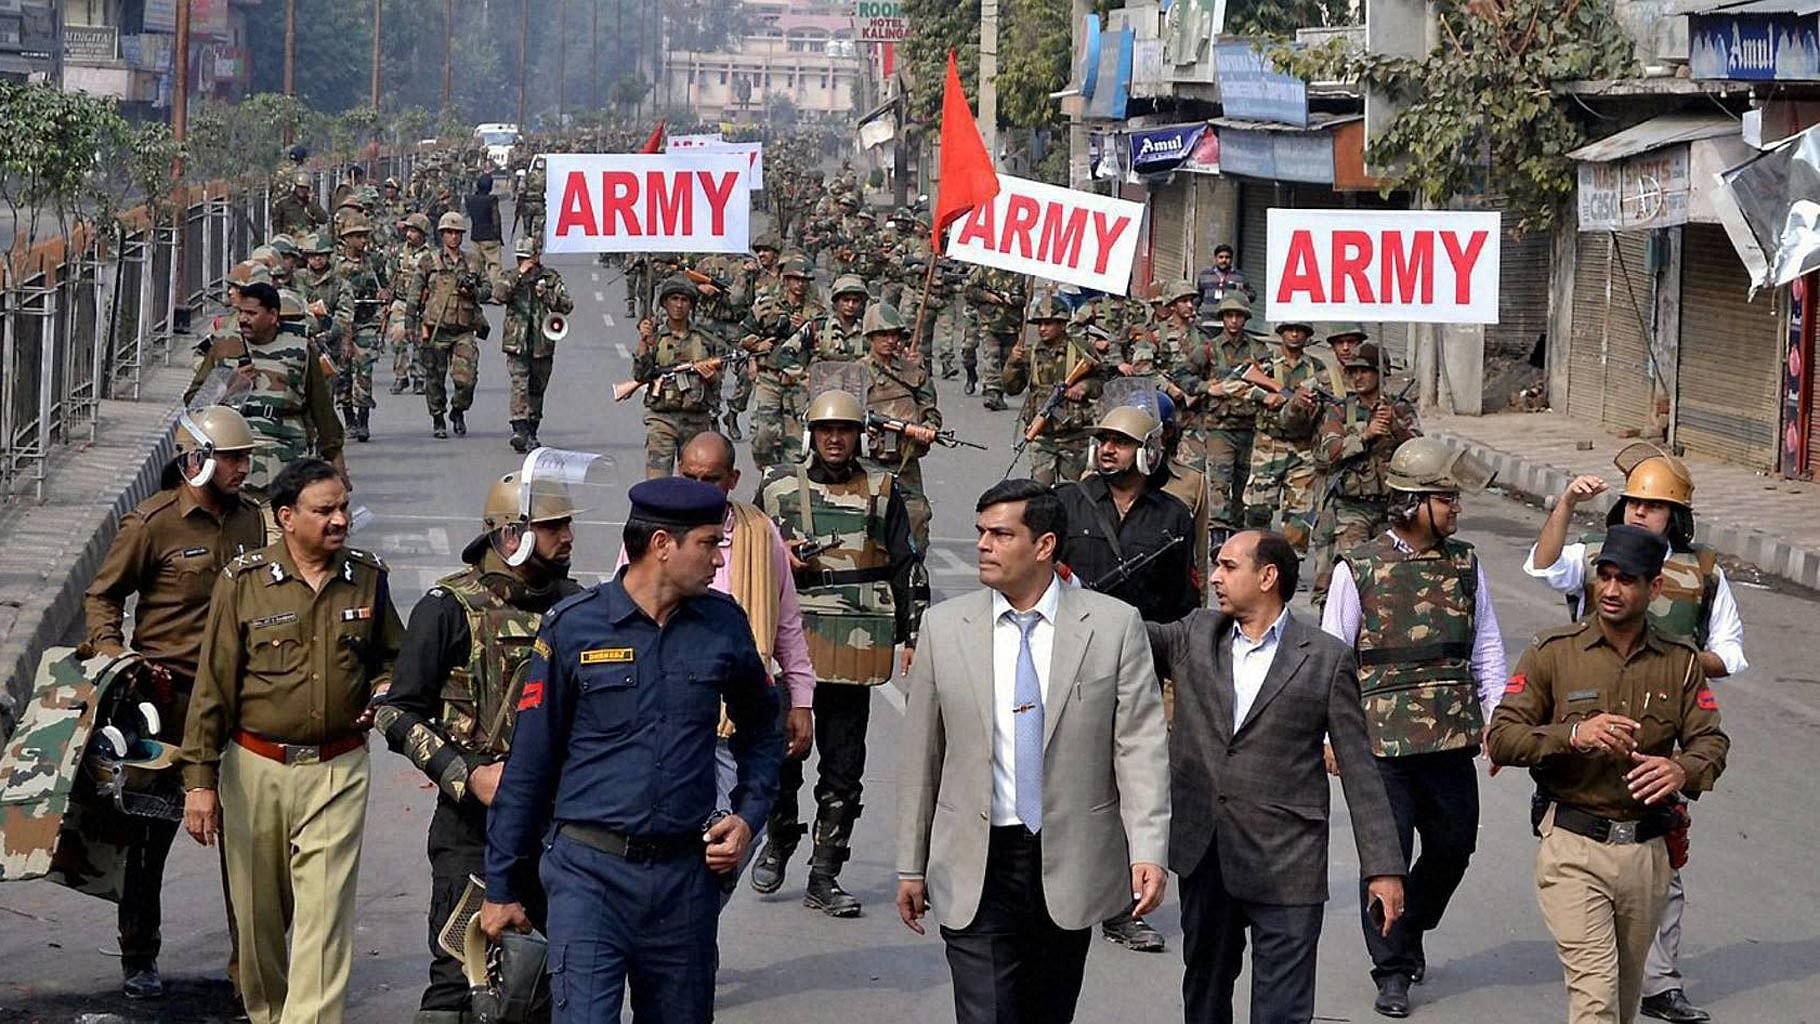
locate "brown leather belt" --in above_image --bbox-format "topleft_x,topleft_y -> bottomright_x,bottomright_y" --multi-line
233,728 -> 365,766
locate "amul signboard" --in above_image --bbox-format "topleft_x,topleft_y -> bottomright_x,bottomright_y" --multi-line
854,0 -> 909,42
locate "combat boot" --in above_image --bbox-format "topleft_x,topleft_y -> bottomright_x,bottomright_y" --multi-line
804,867 -> 862,918
748,822 -> 805,895
940,359 -> 957,380
451,410 -> 467,436
509,420 -> 530,453
122,965 -> 163,999
964,366 -> 978,395
724,411 -> 743,441
432,415 -> 448,439
982,390 -> 1007,412
527,419 -> 542,448
352,407 -> 370,443
803,800 -> 864,917
390,377 -> 408,395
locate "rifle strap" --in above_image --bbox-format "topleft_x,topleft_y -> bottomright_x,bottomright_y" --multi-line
1083,484 -> 1127,561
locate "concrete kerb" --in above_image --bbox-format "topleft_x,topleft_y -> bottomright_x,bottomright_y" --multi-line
1430,429 -> 1820,593
0,370 -> 188,738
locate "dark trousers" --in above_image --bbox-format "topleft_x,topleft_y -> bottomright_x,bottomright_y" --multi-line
940,827 -> 1092,1024
1360,747 -> 1479,983
423,798 -> 548,1016
118,815 -> 181,972
770,683 -> 872,832
1180,845 -> 1325,1024
541,831 -> 721,1024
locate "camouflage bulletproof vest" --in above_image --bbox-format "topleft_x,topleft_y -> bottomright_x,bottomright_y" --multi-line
422,248 -> 481,331
753,295 -> 826,373
1579,536 -> 1718,646
761,464 -> 898,686
337,252 -> 386,330
435,567 -> 546,758
807,314 -> 867,364
1018,334 -> 1101,436
646,326 -> 716,413
239,334 -> 314,493
1197,332 -> 1268,429
1345,535 -> 1482,757
1256,352 -> 1338,441
1329,396 -> 1396,500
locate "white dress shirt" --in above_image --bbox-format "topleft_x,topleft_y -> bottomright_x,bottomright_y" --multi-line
989,574 -> 1062,827
1322,531 -> 1509,717
1230,605 -> 1292,732
1524,542 -> 1748,676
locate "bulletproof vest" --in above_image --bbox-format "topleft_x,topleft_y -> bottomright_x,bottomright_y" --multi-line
423,248 -> 480,330
1255,353 -> 1339,441
435,566 -> 547,757
338,253 -> 384,329
1579,537 -> 1717,647
238,335 -> 313,493
1344,535 -> 1482,757
761,464 -> 898,685
754,296 -> 825,373
1329,396 -> 1397,500
1018,334 -> 1101,436
974,272 -> 1027,335
866,357 -> 923,461
812,315 -> 867,363
645,327 -> 715,413
1196,332 -> 1267,430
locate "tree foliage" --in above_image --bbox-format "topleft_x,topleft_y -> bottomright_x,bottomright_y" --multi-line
0,82 -> 131,250
1275,0 -> 1634,232
997,0 -> 1073,130
1227,0 -> 1352,35
902,0 -> 980,136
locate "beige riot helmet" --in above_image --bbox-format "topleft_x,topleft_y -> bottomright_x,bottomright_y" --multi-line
437,211 -> 469,235
1614,442 -> 1694,507
1094,377 -> 1166,476
175,405 -> 258,488
476,449 -> 617,567
804,389 -> 866,425
1385,436 -> 1495,495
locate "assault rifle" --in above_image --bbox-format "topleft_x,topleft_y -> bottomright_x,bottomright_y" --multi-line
867,412 -> 987,451
1003,357 -> 1098,478
611,350 -> 751,402
1082,534 -> 1186,595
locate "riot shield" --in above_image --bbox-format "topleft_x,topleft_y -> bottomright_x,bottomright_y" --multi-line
497,448 -> 622,569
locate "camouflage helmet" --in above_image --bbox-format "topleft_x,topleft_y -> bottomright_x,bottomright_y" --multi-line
838,193 -> 861,210
1326,322 -> 1370,343
278,288 -> 308,320
854,206 -> 876,221
267,234 -> 300,258
300,232 -> 333,255
336,194 -> 364,212
862,302 -> 906,335
657,275 -> 698,303
383,176 -> 402,190
293,171 -> 312,188
482,472 -> 581,529
1162,280 -> 1198,304
229,260 -> 272,287
1274,319 -> 1315,337
781,256 -> 815,280
337,214 -> 373,237
403,212 -> 432,235
830,275 -> 870,300
752,235 -> 781,252
1615,442 -> 1694,507
1386,436 -> 1494,495
513,237 -> 539,260
1216,294 -> 1252,318
889,207 -> 914,225
177,405 -> 258,453
437,211 -> 469,233
1027,294 -> 1070,323
1343,341 -> 1383,370
805,388 -> 866,427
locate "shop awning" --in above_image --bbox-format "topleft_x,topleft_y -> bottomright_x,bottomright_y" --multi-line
1569,112 -> 1754,230
1566,112 -> 1738,162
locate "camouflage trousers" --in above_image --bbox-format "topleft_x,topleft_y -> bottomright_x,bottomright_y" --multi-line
960,302 -> 980,374
977,330 -> 1017,396
387,306 -> 422,386
475,239 -> 504,284
335,328 -> 382,411
1186,426 -> 1255,531
421,331 -> 479,418
729,359 -> 754,413
750,374 -> 807,470
1311,495 -> 1392,608
929,301 -> 966,374
506,350 -> 553,423
1243,433 -> 1319,555
644,410 -> 716,479
1026,433 -> 1090,487
891,457 -> 932,551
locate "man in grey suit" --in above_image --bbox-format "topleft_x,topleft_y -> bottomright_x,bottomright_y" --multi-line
1148,529 -> 1407,1024
896,479 -> 1171,1024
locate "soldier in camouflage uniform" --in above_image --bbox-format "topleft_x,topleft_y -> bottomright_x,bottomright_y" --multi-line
376,474 -> 584,1024
517,155 -> 547,245
184,282 -> 348,517
1171,294 -> 1268,541
740,257 -> 827,469
1310,343 -> 1420,607
335,215 -> 389,443
1241,318 -> 1348,555
270,173 -> 327,237
493,239 -> 574,453
686,250 -> 755,437
1003,295 -> 1107,485
724,238 -> 783,440
405,212 -> 493,439
860,303 -> 942,550
1128,281 -> 1194,404
389,213 -> 432,394
1319,436 -> 1505,1019
635,276 -> 724,478
965,266 -> 1029,410
788,274 -> 870,364
292,234 -> 353,399
750,388 -> 927,916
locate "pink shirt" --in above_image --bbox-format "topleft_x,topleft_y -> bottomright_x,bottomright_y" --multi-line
616,506 -> 816,708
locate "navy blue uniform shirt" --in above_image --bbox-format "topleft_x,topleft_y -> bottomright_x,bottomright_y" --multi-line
485,572 -> 782,903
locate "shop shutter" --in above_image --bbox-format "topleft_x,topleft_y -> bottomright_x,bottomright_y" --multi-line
1489,231 -> 1551,364
1149,177 -> 1192,285
1238,181 -> 1279,293
1677,223 -> 1781,469
1567,231 -> 1657,434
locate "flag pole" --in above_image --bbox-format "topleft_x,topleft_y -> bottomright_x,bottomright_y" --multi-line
908,250 -> 939,364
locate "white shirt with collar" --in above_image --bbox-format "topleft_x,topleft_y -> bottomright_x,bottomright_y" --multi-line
1230,605 -> 1292,732
989,573 -> 1062,828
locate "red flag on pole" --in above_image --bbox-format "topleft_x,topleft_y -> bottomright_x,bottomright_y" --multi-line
638,120 -> 666,154
932,50 -> 999,247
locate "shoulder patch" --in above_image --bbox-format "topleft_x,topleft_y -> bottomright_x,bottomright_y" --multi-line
1696,688 -> 1719,711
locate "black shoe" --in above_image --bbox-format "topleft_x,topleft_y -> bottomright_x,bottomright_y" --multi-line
804,873 -> 863,918
1410,936 -> 1427,985
982,391 -> 1007,412
1641,990 -> 1712,1023
527,424 -> 541,448
725,413 -> 743,441
432,415 -> 448,439
940,363 -> 958,379
1100,913 -> 1165,953
1374,975 -> 1412,1018
122,966 -> 164,1000
451,411 -> 467,436
964,369 -> 978,395
412,379 -> 427,394
352,408 -> 370,443
390,378 -> 408,395
509,420 -> 529,453
749,841 -> 793,895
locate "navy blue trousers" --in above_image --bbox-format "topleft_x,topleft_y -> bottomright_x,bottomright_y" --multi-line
542,832 -> 722,1023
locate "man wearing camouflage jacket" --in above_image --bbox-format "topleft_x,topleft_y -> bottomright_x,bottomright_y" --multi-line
493,240 -> 574,453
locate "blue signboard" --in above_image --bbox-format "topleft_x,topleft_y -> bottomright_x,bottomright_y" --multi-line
1689,12 -> 1820,81
1128,122 -> 1209,176
1084,27 -> 1135,120
1214,127 -> 1334,184
1214,42 -> 1310,127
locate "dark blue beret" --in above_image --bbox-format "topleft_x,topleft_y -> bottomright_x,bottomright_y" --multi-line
628,477 -> 727,530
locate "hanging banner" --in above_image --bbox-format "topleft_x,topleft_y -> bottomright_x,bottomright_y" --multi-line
1127,122 -> 1209,176
945,173 -> 1144,295
1266,209 -> 1502,323
665,137 -> 764,190
543,153 -> 751,255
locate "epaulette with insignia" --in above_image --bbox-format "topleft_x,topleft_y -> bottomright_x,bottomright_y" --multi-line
1532,623 -> 1585,647
543,586 -> 602,625
344,548 -> 388,572
227,550 -> 269,574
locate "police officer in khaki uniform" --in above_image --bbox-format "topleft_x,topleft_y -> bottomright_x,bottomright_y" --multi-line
84,407 -> 265,1000
180,458 -> 405,1024
1489,525 -> 1729,1024
376,475 -> 584,1024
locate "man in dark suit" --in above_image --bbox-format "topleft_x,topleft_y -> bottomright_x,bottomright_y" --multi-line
1147,529 -> 1406,1024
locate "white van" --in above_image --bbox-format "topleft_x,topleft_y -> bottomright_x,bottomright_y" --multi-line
474,123 -> 521,169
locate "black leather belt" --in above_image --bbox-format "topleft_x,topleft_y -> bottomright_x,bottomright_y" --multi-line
558,822 -> 698,863
1551,804 -> 1669,845
799,566 -> 894,588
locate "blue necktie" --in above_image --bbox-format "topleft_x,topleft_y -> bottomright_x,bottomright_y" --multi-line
1009,610 -> 1044,833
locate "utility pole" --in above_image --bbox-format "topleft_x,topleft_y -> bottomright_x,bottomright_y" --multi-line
979,0 -> 999,163
591,0 -> 600,110
516,0 -> 529,128
370,0 -> 383,110
173,0 -> 190,146
283,0 -> 297,143
557,0 -> 568,125
443,0 -> 454,111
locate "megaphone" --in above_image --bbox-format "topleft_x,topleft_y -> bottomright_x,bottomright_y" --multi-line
541,313 -> 568,342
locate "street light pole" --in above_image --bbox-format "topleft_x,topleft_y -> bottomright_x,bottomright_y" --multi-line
443,0 -> 454,111
283,0 -> 296,144
558,0 -> 568,125
370,0 -> 382,110
516,0 -> 528,128
591,0 -> 600,111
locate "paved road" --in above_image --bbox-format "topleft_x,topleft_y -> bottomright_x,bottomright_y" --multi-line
4,243 -> 1820,1023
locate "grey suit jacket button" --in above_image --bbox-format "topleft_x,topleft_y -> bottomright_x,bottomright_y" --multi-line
979,811 -> 988,821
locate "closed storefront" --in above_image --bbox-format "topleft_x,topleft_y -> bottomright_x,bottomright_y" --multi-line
1148,177 -> 1192,284
1567,231 -> 1658,434
1490,231 -> 1552,363
1676,223 -> 1782,469
1237,180 -> 1280,291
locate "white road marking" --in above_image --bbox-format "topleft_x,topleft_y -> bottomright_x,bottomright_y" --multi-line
594,290 -> 606,303
602,313 -> 615,328
590,271 -> 600,282
615,343 -> 632,360
928,545 -> 973,577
